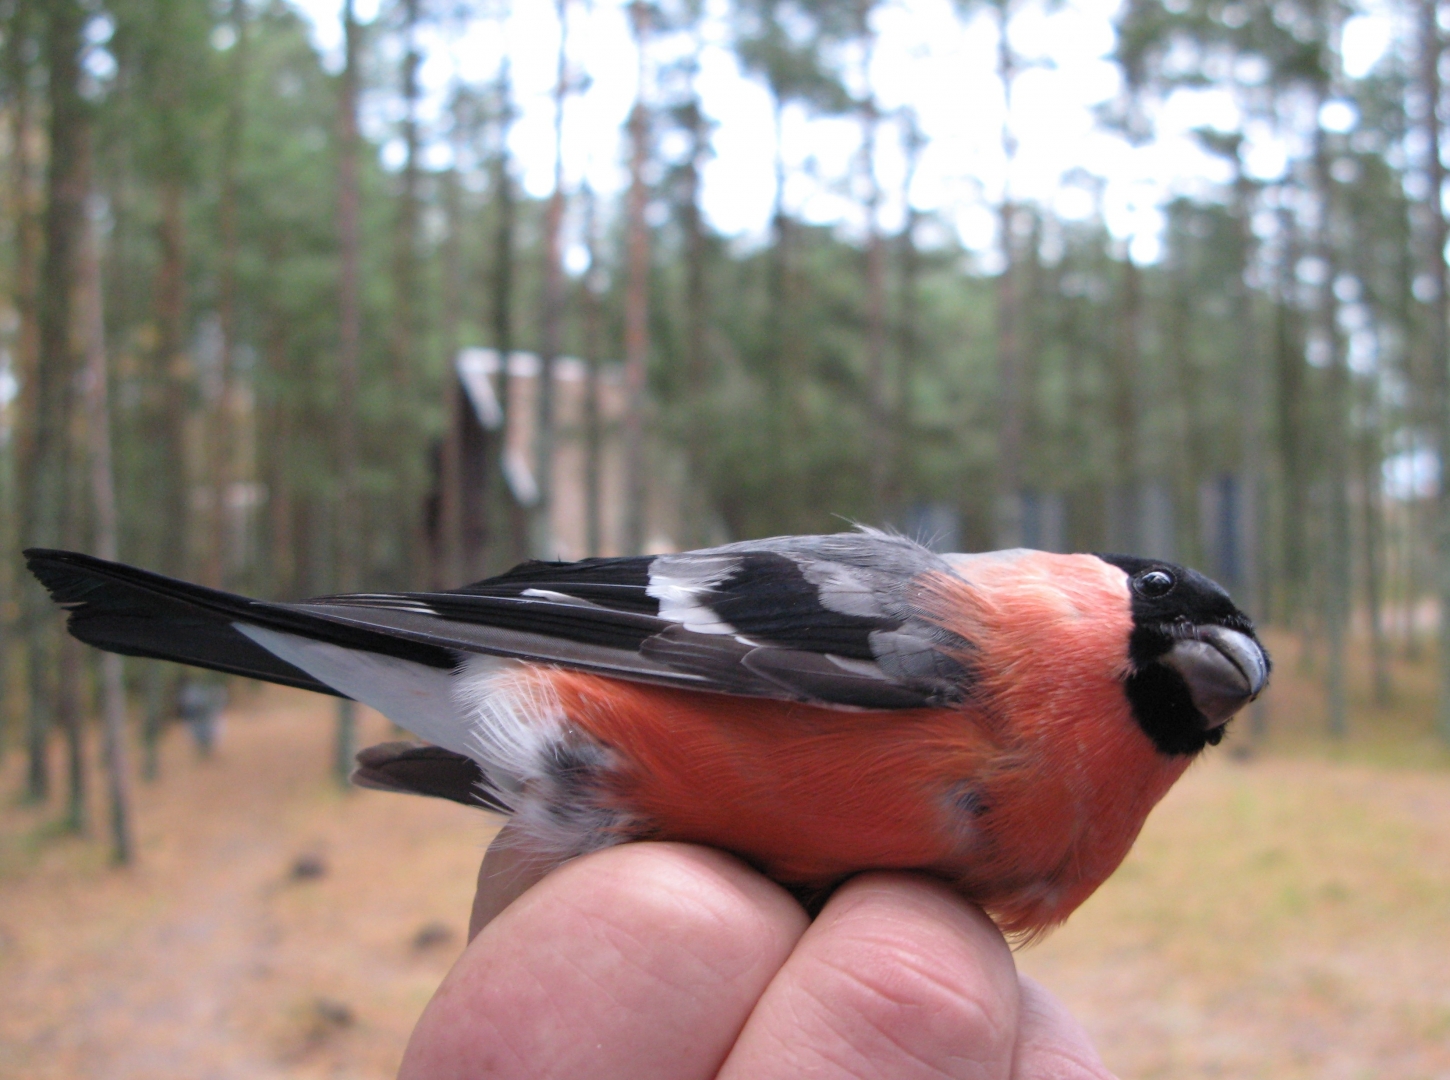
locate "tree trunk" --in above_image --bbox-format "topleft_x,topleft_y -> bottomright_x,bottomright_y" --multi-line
1274,208 -> 1308,630
2,0 -> 40,773
79,134 -> 135,862
154,170 -> 190,580
681,69 -> 709,523
993,0 -> 1024,547
210,0 -> 248,593
1165,239 -> 1206,568
6,1 -> 40,444
895,114 -> 925,523
0,385 -> 11,765
58,633 -> 85,832
1422,0 -> 1450,742
389,0 -> 423,589
23,0 -> 88,804
1229,147 -> 1268,738
622,0 -> 651,557
857,5 -> 889,521
1314,117 -> 1351,738
1109,250 -> 1141,553
493,65 -> 528,568
582,183 -> 603,557
533,0 -> 570,559
767,96 -> 790,494
1360,390 -> 1391,705
438,133 -> 464,588
393,0 -> 421,395
57,410 -> 87,834
393,0 -> 421,385
334,0 -> 363,784
262,264 -> 296,599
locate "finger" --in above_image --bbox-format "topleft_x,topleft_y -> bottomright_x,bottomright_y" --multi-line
399,842 -> 810,1080
468,821 -> 557,941
718,873 -> 1021,1080
1012,976 -> 1116,1080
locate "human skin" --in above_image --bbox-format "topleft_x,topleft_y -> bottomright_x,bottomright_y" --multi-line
399,831 -> 1116,1080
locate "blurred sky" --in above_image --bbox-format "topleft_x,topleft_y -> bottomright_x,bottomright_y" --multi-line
288,0 -> 1400,266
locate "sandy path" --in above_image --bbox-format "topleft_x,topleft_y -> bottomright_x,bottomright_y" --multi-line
0,688 -> 489,1079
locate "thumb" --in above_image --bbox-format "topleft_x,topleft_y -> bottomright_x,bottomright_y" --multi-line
469,822 -> 559,940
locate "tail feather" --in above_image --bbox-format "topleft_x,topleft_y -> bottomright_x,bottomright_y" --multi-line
352,741 -> 505,811
23,548 -> 458,697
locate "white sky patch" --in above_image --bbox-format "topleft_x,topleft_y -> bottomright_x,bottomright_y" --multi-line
1319,99 -> 1359,134
1383,446 -> 1439,501
1341,13 -> 1395,79
286,0 -> 1404,263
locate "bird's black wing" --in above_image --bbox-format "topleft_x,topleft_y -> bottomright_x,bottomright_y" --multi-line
313,530 -> 977,708
27,530 -> 976,710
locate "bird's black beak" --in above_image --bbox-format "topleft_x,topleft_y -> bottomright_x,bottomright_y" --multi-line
1161,626 -> 1269,729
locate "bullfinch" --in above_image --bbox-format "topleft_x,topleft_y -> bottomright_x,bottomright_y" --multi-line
26,529 -> 1267,934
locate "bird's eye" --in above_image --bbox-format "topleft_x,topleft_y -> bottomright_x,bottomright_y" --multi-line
1135,569 -> 1175,598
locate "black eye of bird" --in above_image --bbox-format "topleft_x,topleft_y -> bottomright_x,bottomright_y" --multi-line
1135,569 -> 1175,598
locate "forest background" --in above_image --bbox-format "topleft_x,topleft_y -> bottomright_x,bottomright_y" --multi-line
3,0 -> 1450,854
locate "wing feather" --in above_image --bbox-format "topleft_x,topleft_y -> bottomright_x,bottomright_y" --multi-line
29,530 -> 978,711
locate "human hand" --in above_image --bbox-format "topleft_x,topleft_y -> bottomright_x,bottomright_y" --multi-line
399,831 -> 1116,1079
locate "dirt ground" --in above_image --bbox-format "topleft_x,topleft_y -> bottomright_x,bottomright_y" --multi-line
0,690 -> 487,1080
2,663 -> 1449,1079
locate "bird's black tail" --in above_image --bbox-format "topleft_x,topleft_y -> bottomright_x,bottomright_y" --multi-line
25,548 -> 377,697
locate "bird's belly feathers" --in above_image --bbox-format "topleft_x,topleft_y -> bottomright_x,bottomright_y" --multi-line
549,670 -> 978,881
492,667 -> 1185,933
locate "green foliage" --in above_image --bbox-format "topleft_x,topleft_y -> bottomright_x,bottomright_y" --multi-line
730,0 -> 854,116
